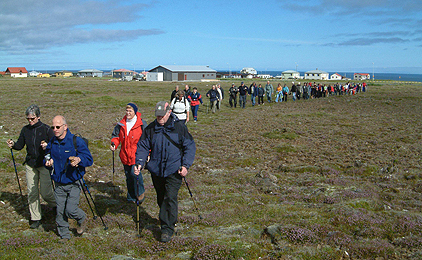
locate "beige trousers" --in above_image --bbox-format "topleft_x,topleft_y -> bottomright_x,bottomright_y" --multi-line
25,165 -> 56,221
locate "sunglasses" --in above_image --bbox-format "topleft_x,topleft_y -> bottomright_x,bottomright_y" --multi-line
51,124 -> 64,129
26,117 -> 37,121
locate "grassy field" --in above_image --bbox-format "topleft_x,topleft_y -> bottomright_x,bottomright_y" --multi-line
0,77 -> 421,259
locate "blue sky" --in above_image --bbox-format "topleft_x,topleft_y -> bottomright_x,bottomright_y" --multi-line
1,0 -> 421,74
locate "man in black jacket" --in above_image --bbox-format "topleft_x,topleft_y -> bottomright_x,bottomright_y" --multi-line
206,85 -> 220,113
238,82 -> 249,108
228,83 -> 238,108
135,101 -> 196,243
7,104 -> 56,229
170,85 -> 179,101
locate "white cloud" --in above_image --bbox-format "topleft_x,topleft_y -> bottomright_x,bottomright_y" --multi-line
0,0 -> 164,53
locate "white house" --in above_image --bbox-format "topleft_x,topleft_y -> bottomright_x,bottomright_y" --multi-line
330,73 -> 343,80
304,69 -> 329,80
282,70 -> 300,79
5,67 -> 28,78
28,70 -> 41,77
240,67 -> 257,75
354,73 -> 370,80
257,74 -> 272,79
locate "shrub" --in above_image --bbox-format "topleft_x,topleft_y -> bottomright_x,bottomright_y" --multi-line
193,244 -> 232,260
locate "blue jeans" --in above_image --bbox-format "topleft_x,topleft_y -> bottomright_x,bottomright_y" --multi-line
124,165 -> 145,202
292,92 -> 297,101
191,105 -> 199,121
267,94 -> 272,103
275,92 -> 282,102
251,96 -> 256,106
239,95 -> 246,108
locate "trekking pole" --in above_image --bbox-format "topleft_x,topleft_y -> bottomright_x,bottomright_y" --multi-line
80,177 -> 108,230
111,142 -> 115,183
183,176 -> 203,220
50,170 -> 55,192
10,148 -> 25,204
136,174 -> 141,237
79,178 -> 96,219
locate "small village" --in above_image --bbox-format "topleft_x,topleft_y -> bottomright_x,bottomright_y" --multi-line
1,66 -> 372,82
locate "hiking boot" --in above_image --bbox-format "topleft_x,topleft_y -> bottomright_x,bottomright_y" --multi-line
77,218 -> 86,235
160,233 -> 172,243
30,220 -> 41,229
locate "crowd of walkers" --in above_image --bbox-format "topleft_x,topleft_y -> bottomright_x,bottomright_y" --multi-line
7,102 -> 196,243
225,81 -> 368,107
170,81 -> 368,122
5,80 -> 367,243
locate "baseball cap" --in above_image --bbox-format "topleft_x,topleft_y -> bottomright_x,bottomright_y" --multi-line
155,101 -> 170,117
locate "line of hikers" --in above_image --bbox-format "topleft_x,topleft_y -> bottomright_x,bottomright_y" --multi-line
227,81 -> 368,106
170,81 -> 368,121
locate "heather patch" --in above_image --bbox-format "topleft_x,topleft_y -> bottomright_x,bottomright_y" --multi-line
1,78 -> 422,258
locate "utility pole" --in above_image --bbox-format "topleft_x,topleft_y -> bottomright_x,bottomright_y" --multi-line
372,62 -> 374,81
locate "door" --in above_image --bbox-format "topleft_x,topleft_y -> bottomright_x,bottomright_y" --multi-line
178,73 -> 184,81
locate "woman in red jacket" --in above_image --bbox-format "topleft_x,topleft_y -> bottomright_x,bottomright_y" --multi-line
110,103 -> 146,203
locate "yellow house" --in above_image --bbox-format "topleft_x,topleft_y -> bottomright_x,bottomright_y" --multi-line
55,70 -> 73,77
38,73 -> 51,78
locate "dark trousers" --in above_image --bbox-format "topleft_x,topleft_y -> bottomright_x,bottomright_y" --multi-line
216,100 -> 221,110
258,96 -> 264,104
229,96 -> 237,107
151,172 -> 182,235
239,95 -> 246,108
191,105 -> 199,121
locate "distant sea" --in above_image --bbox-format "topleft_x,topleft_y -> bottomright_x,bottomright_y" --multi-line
219,71 -> 422,82
38,69 -> 422,82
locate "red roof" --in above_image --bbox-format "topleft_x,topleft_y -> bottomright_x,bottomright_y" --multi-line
354,73 -> 369,76
6,67 -> 28,73
113,68 -> 134,72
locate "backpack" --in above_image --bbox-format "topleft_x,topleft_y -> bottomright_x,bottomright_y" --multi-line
73,134 -> 88,154
173,96 -> 188,114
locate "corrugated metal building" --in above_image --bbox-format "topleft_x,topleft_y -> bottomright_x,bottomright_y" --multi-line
78,69 -> 103,77
148,65 -> 217,81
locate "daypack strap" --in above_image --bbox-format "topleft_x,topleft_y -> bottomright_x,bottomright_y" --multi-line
162,132 -> 183,152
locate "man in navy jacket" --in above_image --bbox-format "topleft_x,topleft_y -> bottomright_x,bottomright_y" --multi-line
135,101 -> 196,243
45,115 -> 93,240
